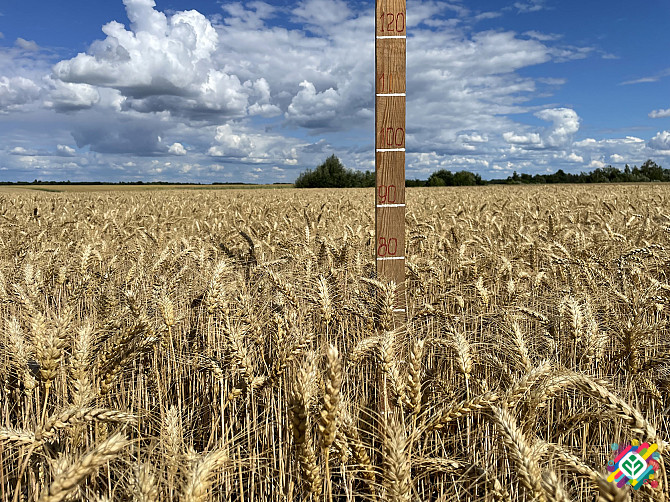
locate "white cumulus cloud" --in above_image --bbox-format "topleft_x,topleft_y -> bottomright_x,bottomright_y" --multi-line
459,132 -> 488,143
503,108 -> 580,150
208,124 -> 255,158
285,80 -> 341,129
648,131 -> 670,151
52,0 -> 254,119
44,78 -> 100,112
9,146 -> 31,155
246,78 -> 281,117
649,108 -> 670,119
56,145 -> 76,157
0,76 -> 41,112
168,142 -> 187,155
535,108 -> 580,147
207,123 -> 303,166
503,131 -> 542,145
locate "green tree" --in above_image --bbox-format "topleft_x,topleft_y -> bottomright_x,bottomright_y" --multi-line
639,159 -> 665,181
427,169 -> 453,186
294,155 -> 374,188
426,174 -> 446,186
453,170 -> 477,186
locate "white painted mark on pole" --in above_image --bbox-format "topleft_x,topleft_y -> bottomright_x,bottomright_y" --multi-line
376,36 -> 407,39
376,204 -> 405,208
376,93 -> 406,97
376,148 -> 405,152
376,256 -> 405,261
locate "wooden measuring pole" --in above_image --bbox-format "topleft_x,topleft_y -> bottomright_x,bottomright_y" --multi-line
375,0 -> 406,315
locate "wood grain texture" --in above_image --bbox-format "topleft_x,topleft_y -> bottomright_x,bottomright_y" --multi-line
376,206 -> 406,308
376,96 -> 405,149
376,0 -> 406,312
376,151 -> 405,205
375,0 -> 406,37
376,39 -> 406,94
375,206 -> 405,257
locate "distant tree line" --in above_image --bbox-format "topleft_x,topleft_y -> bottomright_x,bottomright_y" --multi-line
489,159 -> 668,185
409,160 -> 669,186
294,155 -> 484,188
5,156 -> 662,187
294,156 -> 668,187
417,170 -> 485,186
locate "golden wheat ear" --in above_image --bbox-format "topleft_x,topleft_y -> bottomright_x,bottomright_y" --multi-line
38,432 -> 130,502
493,407 -> 547,502
182,447 -> 229,502
382,416 -> 411,502
596,476 -> 631,502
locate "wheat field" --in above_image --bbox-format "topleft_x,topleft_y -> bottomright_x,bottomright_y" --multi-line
0,184 -> 668,501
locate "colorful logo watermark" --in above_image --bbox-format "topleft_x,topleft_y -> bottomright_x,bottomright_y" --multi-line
607,440 -> 661,490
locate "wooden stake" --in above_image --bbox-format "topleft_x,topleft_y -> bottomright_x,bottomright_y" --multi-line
375,0 -> 406,317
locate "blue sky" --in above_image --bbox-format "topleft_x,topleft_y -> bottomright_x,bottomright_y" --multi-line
0,0 -> 669,183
